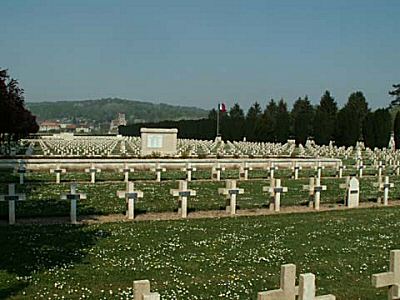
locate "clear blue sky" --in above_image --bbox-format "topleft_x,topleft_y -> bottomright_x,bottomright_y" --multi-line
1,0 -> 399,110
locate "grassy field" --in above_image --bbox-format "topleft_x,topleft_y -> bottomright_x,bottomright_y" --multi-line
0,206 -> 399,299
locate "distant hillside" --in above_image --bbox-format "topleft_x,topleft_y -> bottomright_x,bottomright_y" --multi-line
27,98 -> 208,123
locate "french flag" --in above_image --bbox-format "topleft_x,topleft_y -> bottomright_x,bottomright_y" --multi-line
218,103 -> 226,113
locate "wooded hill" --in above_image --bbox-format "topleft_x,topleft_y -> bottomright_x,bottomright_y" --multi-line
27,98 -> 208,123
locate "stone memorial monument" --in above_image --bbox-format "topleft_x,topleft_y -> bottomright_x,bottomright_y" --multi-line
140,128 -> 178,156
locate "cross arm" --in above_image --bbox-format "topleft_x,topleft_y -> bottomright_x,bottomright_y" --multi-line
258,289 -> 284,300
50,169 -> 66,173
119,168 -> 134,172
316,295 -> 336,300
170,189 -> 180,197
135,191 -> 144,198
371,272 -> 394,288
117,191 -> 126,198
315,185 -> 327,191
171,189 -> 196,197
0,194 -> 26,201
182,167 -> 197,171
380,183 -> 395,188
262,186 -> 271,192
218,188 -> 228,195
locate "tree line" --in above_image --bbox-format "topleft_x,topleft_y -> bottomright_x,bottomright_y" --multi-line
121,89 -> 400,149
0,69 -> 38,153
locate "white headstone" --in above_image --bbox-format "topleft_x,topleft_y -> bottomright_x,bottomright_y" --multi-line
347,177 -> 360,208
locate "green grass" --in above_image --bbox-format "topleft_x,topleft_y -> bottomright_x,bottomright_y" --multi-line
0,207 -> 399,299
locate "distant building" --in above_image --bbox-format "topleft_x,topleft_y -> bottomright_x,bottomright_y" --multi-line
76,125 -> 92,133
39,121 -> 60,132
40,120 -> 93,133
109,113 -> 127,133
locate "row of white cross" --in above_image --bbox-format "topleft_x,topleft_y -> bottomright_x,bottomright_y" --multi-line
132,249 -> 400,300
0,174 -> 395,224
15,159 -> 395,186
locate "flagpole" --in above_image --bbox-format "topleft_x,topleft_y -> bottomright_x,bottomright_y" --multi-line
216,103 -> 220,137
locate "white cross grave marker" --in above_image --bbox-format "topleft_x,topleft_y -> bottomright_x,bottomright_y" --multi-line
0,184 -> 25,224
336,162 -> 346,179
314,161 -> 325,179
50,164 -> 66,184
239,162 -> 252,180
133,280 -> 160,300
303,177 -> 315,207
357,161 -> 365,178
303,177 -> 327,210
267,162 -> 278,180
218,179 -> 244,215
15,164 -> 28,184
85,163 -> 101,184
380,176 -> 394,206
119,163 -> 134,182
212,163 -> 225,181
263,178 -> 288,212
377,161 -> 385,179
299,273 -> 336,300
60,184 -> 86,224
372,249 -> 400,300
182,163 -> 196,181
152,163 -> 166,182
117,181 -> 143,219
394,161 -> 400,176
292,162 -> 302,180
257,264 -> 298,300
170,180 -> 196,218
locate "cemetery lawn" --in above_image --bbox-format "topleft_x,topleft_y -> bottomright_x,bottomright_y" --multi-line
1,207 -> 400,299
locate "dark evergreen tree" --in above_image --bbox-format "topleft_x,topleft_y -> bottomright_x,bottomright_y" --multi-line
362,109 -> 392,149
335,91 -> 369,147
259,99 -> 278,142
291,96 -> 314,144
362,112 -> 376,148
245,102 -> 262,141
335,107 -> 357,147
313,91 -> 337,145
223,103 -> 245,141
347,91 -> 369,132
229,103 -> 245,119
374,109 -> 392,148
275,99 -> 290,143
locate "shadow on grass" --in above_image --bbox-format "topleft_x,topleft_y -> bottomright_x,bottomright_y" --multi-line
134,207 -> 148,217
0,224 -> 110,299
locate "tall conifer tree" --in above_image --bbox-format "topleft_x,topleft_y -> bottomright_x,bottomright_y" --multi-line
313,91 -> 337,145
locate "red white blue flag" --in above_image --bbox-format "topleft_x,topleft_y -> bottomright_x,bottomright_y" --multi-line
218,103 -> 226,113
